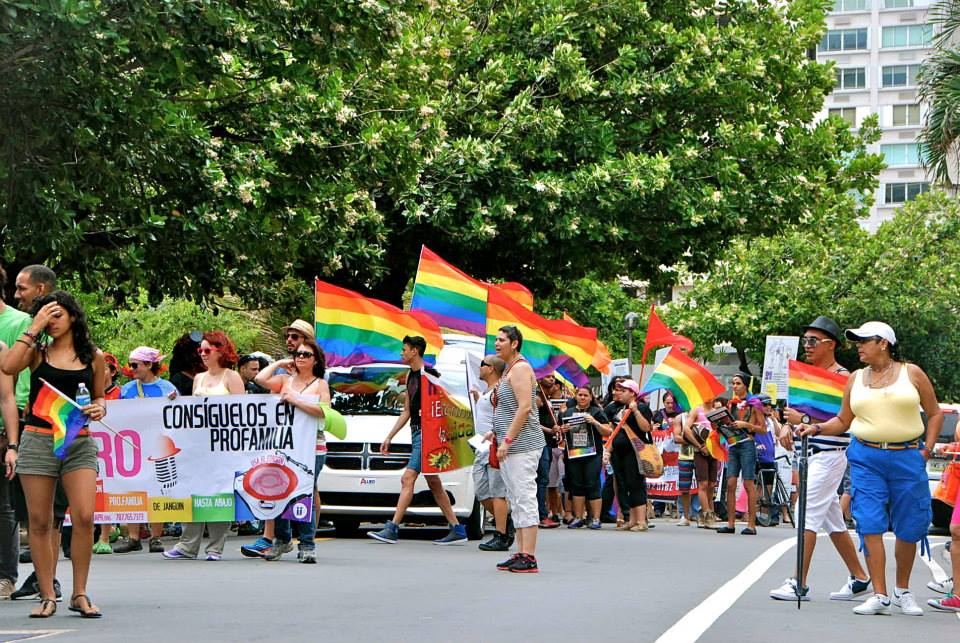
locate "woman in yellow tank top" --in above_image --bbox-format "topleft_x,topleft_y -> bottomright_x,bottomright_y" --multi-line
797,322 -> 942,617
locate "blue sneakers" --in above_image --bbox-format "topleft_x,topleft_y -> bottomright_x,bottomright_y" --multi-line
240,537 -> 274,558
368,520 -> 399,544
567,518 -> 585,529
434,524 -> 467,545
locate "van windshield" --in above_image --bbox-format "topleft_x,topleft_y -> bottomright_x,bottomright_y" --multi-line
327,365 -> 409,416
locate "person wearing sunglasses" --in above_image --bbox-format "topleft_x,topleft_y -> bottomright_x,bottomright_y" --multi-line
102,353 -> 121,401
163,331 -> 244,562
282,319 -> 315,357
471,355 -> 513,551
796,321 -> 942,616
771,316 -> 870,604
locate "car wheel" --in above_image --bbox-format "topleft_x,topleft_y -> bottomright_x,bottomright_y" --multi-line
333,518 -> 360,538
466,498 -> 486,540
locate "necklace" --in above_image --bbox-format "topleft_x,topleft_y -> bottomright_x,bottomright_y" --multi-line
868,361 -> 895,388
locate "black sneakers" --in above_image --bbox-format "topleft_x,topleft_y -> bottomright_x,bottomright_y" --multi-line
478,532 -> 510,552
10,573 -> 62,602
497,553 -> 521,570
508,553 -> 539,574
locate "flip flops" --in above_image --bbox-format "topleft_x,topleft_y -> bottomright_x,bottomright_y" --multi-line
69,594 -> 103,619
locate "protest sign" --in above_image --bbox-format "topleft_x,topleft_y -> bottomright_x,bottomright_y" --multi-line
420,374 -> 476,473
87,395 -> 318,525
563,413 -> 596,459
761,336 -> 799,403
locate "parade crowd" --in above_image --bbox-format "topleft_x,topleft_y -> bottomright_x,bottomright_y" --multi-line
0,265 -> 958,622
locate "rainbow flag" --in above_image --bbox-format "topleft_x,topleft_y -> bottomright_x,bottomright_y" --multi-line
485,287 -> 597,377
410,246 -> 488,336
315,279 -> 443,367
497,282 -> 534,310
31,380 -> 87,460
787,360 -> 848,421
328,366 -> 408,395
554,357 -> 590,389
640,347 -> 726,412
563,311 -> 612,374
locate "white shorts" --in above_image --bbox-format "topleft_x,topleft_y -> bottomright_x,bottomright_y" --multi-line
500,448 -> 541,529
803,450 -> 848,534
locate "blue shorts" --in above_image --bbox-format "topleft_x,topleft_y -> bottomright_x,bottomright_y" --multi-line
847,438 -> 931,543
725,440 -> 757,481
678,459 -> 694,492
407,431 -> 422,474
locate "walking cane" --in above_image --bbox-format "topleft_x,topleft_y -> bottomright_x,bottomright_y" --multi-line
794,434 -> 809,609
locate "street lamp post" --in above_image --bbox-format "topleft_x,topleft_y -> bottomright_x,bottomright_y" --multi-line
623,311 -> 640,376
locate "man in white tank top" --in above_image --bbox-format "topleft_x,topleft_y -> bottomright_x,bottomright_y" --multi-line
770,316 -> 871,602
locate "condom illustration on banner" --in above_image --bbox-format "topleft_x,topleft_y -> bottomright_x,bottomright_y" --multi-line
233,451 -> 314,521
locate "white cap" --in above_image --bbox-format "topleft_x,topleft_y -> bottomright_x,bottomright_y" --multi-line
844,321 -> 897,345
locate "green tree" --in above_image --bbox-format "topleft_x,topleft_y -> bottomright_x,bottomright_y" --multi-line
919,0 -> 960,183
668,191 -> 960,400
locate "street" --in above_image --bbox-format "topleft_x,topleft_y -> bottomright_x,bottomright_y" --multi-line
0,521 -> 956,642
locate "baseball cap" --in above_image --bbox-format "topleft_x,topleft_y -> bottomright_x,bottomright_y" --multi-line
803,316 -> 841,343
282,319 -> 315,339
615,379 -> 641,397
844,321 -> 897,345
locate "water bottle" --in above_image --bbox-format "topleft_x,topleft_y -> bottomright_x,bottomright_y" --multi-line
76,382 -> 91,426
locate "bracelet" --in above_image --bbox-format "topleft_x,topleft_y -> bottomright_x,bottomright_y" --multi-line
22,329 -> 37,339
813,424 -> 822,435
503,437 -> 513,445
15,338 -> 34,349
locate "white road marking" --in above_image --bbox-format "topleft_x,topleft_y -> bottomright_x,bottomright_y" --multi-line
0,631 -> 73,641
655,535 -> 798,643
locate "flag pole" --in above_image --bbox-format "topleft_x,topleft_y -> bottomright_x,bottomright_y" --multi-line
795,434 -> 809,609
39,378 -> 140,451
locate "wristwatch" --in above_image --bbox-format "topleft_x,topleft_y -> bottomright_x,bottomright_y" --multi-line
801,414 -> 811,424
7,443 -> 18,452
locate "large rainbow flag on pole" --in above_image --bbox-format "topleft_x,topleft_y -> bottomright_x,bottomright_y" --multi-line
640,347 -> 726,411
31,380 -> 88,460
410,246 -> 489,336
787,360 -> 848,421
485,287 -> 597,377
315,279 -> 443,367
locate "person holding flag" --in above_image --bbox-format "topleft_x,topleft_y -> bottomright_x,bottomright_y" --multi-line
1,291 -> 105,618
769,316 -> 870,604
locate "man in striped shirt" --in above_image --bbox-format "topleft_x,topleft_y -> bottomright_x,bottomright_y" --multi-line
770,316 -> 871,602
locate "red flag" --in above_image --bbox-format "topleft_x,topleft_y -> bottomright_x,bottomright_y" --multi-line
642,305 -> 694,363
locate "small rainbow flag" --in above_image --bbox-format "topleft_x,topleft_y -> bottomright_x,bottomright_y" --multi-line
640,347 -> 726,412
411,246 -> 489,336
787,360 -> 848,421
315,279 -> 443,367
328,366 -> 409,395
31,380 -> 87,460
485,286 -> 597,376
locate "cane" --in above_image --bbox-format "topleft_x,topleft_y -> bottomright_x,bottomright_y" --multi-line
794,434 -> 809,609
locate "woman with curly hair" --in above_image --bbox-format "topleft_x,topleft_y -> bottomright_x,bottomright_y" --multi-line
163,331 -> 244,561
1,291 -> 106,618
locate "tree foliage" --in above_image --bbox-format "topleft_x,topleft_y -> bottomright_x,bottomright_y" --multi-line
2,0 -> 882,308
919,0 -> 960,183
667,191 -> 960,401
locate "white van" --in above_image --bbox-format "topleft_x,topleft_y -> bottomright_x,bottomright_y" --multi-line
317,335 -> 486,538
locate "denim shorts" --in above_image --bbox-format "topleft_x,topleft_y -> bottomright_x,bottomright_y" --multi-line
407,431 -> 422,474
725,440 -> 758,481
847,438 -> 930,543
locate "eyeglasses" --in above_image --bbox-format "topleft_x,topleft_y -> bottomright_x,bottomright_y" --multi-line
293,350 -> 315,359
285,332 -> 303,340
128,362 -> 143,369
800,336 -> 833,347
480,361 -> 491,368
197,347 -> 215,356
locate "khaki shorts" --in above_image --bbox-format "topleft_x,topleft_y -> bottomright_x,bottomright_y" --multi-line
17,429 -> 99,478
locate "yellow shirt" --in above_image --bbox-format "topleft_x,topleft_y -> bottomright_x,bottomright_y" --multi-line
849,365 -> 924,443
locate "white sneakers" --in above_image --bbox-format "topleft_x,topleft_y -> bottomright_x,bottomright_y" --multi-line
676,517 -> 690,527
769,578 -> 810,602
926,577 -> 953,595
891,589 -> 923,616
853,590 -> 923,616
829,576 -> 871,601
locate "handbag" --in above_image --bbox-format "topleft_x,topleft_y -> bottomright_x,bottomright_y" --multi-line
623,422 -> 663,478
933,442 -> 960,507
488,434 -> 500,469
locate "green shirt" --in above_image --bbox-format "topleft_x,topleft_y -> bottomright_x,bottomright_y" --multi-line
0,304 -> 31,413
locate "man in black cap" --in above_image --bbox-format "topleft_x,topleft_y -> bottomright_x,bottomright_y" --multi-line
769,316 -> 871,602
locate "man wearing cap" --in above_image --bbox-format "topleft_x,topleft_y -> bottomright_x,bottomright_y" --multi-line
283,319 -> 315,356
770,316 -> 871,603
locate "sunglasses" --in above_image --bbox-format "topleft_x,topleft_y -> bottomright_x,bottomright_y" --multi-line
851,336 -> 882,346
800,336 -> 833,347
197,347 -> 216,356
128,361 -> 143,369
480,361 -> 491,368
285,332 -> 303,340
293,350 -> 316,359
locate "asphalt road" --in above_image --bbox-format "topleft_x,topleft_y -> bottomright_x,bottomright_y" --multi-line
0,520 -> 956,642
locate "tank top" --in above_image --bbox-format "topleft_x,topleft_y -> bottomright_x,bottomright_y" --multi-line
26,360 -> 94,429
849,364 -> 924,442
282,375 -> 326,452
194,371 -> 230,396
492,358 -> 546,454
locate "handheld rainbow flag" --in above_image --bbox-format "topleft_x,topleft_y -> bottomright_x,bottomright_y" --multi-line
787,360 -> 848,421
640,347 -> 726,412
410,246 -> 488,336
485,287 -> 597,377
315,279 -> 443,367
32,380 -> 87,460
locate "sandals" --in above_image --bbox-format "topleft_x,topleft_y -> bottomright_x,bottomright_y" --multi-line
69,594 -> 103,619
30,598 -> 57,618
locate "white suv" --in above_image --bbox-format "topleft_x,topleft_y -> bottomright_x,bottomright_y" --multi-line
317,335 -> 486,538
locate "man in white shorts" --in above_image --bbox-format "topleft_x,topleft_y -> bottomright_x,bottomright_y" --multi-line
770,316 -> 871,602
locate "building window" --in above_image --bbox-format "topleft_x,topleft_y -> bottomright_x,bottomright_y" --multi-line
884,182 -> 929,203
820,28 -> 869,52
880,143 -> 923,166
835,67 -> 867,90
828,107 -> 858,126
833,0 -> 869,11
883,0 -> 913,8
891,104 -> 921,126
882,64 -> 922,87
881,25 -> 933,48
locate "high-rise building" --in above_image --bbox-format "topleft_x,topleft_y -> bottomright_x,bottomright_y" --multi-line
818,0 -> 955,230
